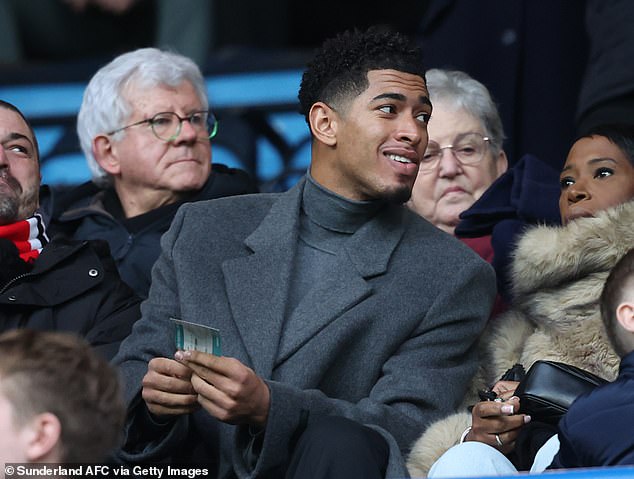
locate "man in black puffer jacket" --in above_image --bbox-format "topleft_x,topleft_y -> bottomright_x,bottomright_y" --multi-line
0,99 -> 140,360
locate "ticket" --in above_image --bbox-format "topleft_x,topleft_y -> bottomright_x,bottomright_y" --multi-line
171,317 -> 222,355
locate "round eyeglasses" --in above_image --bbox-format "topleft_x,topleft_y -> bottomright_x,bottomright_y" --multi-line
107,110 -> 218,142
420,132 -> 491,172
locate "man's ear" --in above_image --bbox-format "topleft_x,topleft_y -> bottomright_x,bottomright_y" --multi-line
616,301 -> 634,333
24,412 -> 63,462
93,134 -> 121,176
308,102 -> 338,147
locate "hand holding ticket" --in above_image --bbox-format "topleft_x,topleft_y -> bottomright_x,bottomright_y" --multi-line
171,318 -> 222,355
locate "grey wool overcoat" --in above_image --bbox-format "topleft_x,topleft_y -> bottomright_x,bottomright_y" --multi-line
113,177 -> 496,478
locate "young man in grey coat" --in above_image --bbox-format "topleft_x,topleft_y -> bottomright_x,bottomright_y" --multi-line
113,27 -> 496,478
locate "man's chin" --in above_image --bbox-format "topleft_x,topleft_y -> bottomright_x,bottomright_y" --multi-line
170,172 -> 210,193
0,197 -> 20,225
382,185 -> 413,205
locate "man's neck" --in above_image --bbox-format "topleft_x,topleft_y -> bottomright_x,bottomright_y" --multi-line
303,172 -> 383,234
114,183 -> 183,219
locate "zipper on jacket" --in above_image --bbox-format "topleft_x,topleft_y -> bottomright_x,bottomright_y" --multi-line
0,272 -> 35,296
1,241 -> 88,296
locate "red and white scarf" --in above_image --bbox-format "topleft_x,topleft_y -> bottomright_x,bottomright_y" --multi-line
0,213 -> 49,263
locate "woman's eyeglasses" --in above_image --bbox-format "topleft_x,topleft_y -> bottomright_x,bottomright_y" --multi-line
420,132 -> 491,172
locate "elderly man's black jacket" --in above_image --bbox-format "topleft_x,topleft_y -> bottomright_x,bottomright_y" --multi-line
43,163 -> 258,299
0,237 -> 141,360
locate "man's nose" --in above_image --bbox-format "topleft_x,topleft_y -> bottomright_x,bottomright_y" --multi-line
173,118 -> 198,142
0,147 -> 9,166
395,115 -> 422,145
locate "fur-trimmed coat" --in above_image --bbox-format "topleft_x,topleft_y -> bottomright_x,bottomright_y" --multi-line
407,200 -> 634,477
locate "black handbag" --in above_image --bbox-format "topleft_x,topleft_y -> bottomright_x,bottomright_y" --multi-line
515,360 -> 609,425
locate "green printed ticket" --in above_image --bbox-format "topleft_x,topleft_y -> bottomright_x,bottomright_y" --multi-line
171,317 -> 222,355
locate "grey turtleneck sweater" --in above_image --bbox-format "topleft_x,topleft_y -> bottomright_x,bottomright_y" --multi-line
284,173 -> 384,330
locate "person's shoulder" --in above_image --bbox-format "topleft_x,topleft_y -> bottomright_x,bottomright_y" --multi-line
199,163 -> 259,199
210,162 -> 253,180
32,238 -> 118,280
171,191 -> 282,237
401,207 -> 487,262
45,236 -> 110,257
43,181 -> 102,217
42,236 -> 89,255
183,190 -> 281,215
563,377 -> 629,427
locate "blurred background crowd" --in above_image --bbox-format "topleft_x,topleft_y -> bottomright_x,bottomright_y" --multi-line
0,0 -> 632,192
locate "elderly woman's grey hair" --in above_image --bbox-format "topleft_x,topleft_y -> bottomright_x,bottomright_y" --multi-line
77,48 -> 208,187
425,68 -> 505,155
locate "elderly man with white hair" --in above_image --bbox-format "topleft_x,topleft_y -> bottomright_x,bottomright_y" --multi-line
46,48 -> 256,298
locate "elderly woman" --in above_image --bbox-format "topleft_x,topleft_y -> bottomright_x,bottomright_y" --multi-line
408,69 -> 508,235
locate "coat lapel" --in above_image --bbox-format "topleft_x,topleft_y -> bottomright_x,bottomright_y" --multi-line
221,181 -> 303,377
275,204 -> 406,364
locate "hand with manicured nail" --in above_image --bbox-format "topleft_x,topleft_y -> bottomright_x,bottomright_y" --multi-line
466,381 -> 531,452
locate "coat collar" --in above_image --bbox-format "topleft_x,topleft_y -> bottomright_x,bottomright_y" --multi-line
221,177 -> 405,376
512,200 -> 634,297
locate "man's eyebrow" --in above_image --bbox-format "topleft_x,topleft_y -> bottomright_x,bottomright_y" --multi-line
2,132 -> 34,147
371,93 -> 432,107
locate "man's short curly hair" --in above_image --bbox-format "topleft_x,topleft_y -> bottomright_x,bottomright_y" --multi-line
298,26 -> 426,123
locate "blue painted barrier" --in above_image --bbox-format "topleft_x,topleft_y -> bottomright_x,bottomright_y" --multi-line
0,68 -> 311,191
